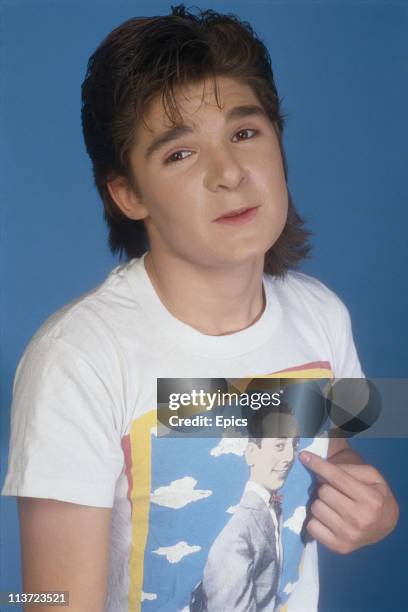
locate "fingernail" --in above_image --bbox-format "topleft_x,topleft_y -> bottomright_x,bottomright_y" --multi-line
300,452 -> 310,464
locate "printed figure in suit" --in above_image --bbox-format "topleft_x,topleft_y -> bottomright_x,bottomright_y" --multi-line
190,406 -> 299,611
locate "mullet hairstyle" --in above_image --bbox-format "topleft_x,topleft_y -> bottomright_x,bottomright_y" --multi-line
81,4 -> 311,276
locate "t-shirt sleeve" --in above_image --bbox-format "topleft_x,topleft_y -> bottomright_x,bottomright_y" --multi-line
1,335 -> 125,508
332,295 -> 365,378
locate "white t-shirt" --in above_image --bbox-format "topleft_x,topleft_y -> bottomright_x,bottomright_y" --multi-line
2,253 -> 363,611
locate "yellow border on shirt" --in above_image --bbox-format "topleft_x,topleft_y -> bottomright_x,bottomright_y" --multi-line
128,410 -> 157,611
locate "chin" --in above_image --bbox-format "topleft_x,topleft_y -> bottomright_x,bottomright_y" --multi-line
271,477 -> 285,490
220,242 -> 269,266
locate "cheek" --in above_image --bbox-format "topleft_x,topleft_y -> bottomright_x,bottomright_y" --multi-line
254,151 -> 288,208
149,184 -> 209,239
142,182 -> 184,225
148,165 -> 199,206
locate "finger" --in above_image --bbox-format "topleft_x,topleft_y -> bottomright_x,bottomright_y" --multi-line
310,498 -> 343,535
317,483 -> 355,520
306,517 -> 338,551
335,463 -> 385,486
328,463 -> 388,502
300,451 -> 367,502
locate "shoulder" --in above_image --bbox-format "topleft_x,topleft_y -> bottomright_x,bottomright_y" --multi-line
270,270 -> 343,306
218,494 -> 266,536
15,260 -> 144,383
266,271 -> 363,377
27,260 -> 140,352
265,270 -> 351,326
264,271 -> 362,376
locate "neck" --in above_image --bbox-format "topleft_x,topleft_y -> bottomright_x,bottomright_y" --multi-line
144,251 -> 266,336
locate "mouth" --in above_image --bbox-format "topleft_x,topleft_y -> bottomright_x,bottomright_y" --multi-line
214,205 -> 260,225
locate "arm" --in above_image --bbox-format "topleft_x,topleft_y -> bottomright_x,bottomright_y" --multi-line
202,518 -> 256,612
18,498 -> 112,612
300,441 -> 399,554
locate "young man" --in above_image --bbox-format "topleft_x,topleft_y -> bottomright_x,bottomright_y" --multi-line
1,5 -> 399,612
191,407 -> 300,611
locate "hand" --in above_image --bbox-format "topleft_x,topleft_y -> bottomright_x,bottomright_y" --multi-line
300,451 -> 399,554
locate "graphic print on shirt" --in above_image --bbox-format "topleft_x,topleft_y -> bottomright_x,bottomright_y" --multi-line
121,361 -> 333,612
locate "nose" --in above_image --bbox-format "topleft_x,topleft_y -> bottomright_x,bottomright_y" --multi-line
203,145 -> 247,192
281,440 -> 294,465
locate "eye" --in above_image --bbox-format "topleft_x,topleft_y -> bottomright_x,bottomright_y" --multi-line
232,128 -> 258,142
275,442 -> 285,451
164,150 -> 193,164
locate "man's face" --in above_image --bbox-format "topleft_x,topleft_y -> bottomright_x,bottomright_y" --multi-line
246,437 -> 297,492
125,75 -> 288,269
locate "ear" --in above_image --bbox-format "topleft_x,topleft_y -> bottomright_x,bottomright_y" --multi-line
244,442 -> 257,467
107,175 -> 148,221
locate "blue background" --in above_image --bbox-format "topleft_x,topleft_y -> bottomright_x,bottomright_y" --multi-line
0,0 -> 406,610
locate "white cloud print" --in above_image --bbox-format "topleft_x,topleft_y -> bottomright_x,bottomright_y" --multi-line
210,437 -> 248,457
141,592 -> 157,601
151,476 -> 212,509
153,541 -> 201,564
283,581 -> 297,595
283,505 -> 307,534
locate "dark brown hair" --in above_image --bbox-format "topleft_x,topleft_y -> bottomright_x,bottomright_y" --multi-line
248,402 -> 300,448
81,4 -> 311,275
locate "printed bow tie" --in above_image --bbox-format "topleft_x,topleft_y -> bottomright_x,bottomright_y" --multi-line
269,492 -> 283,507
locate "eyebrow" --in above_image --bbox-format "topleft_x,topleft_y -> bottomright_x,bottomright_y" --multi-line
145,104 -> 267,160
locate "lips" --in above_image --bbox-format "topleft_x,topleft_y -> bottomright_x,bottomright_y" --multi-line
215,205 -> 258,221
214,205 -> 260,225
